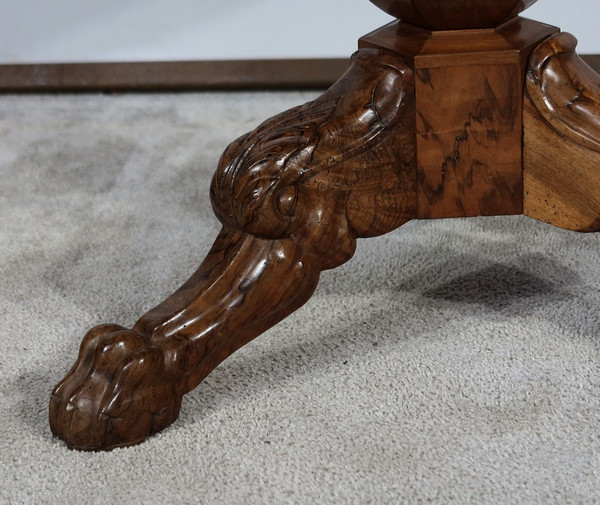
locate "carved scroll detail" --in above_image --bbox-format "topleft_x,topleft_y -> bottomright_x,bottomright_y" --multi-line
526,33 -> 600,152
49,48 -> 417,450
523,33 -> 600,231
211,48 -> 417,250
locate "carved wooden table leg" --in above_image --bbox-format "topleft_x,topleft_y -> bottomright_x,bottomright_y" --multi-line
49,49 -> 417,450
50,0 -> 600,451
524,33 -> 600,231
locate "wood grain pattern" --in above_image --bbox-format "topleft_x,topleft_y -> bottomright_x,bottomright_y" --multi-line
361,18 -> 558,218
49,48 -> 417,450
415,62 -> 523,218
369,0 -> 539,30
49,2 -> 600,452
524,33 -> 600,231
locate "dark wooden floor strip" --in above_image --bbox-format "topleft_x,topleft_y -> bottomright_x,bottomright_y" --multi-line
0,59 -> 351,92
0,56 -> 598,92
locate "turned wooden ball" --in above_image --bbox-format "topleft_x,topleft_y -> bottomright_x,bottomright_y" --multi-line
370,0 -> 540,30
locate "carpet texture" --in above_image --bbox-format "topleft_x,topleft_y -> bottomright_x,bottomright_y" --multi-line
1,92 -> 599,504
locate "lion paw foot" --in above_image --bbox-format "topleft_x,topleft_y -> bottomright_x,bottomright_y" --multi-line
49,324 -> 182,450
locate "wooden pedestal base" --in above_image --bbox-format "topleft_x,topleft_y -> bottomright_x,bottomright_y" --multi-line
360,17 -> 558,218
50,10 -> 600,450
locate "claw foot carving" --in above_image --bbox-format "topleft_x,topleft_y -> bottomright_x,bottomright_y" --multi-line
49,48 -> 417,450
50,324 -> 182,450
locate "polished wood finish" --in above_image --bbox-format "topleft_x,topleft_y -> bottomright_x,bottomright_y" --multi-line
360,18 -> 558,218
49,48 -> 417,450
359,17 -> 560,69
415,61 -> 523,218
524,33 -> 600,231
50,0 -> 600,450
369,0 -> 539,30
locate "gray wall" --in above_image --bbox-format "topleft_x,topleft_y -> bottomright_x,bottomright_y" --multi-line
1,0 -> 598,64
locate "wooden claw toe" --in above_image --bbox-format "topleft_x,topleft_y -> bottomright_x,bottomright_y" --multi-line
49,325 -> 182,450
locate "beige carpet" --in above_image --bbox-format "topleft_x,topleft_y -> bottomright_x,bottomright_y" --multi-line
1,92 -> 599,504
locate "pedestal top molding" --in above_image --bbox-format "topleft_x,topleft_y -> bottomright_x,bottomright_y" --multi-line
370,0 -> 540,30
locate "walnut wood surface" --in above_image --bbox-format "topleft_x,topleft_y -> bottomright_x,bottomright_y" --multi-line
49,2 -> 600,452
361,18 -> 558,218
369,0 -> 539,30
49,48 -> 417,450
415,62 -> 523,217
523,33 -> 600,231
